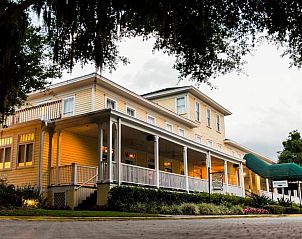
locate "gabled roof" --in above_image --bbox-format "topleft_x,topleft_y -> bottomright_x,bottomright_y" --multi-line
142,86 -> 232,116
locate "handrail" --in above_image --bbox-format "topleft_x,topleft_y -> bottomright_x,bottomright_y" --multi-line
75,173 -> 98,191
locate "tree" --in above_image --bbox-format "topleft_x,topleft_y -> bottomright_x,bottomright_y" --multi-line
2,1 -> 302,121
278,130 -> 302,165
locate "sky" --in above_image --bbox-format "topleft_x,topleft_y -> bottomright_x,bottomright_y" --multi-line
54,37 -> 302,162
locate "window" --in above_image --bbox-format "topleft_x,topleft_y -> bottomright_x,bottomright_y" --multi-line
106,98 -> 116,110
63,96 -> 75,117
216,114 -> 221,132
166,123 -> 173,132
208,140 -> 213,148
18,133 -> 34,167
176,96 -> 186,114
126,106 -> 136,117
206,108 -> 211,127
147,115 -> 156,125
196,135 -> 202,144
238,153 -> 241,159
179,128 -> 185,137
0,137 -> 12,169
195,102 -> 200,121
217,144 -> 222,152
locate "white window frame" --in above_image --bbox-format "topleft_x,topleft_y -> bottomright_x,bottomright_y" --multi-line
17,132 -> 35,167
206,108 -> 211,127
195,134 -> 202,144
0,137 -> 12,170
217,144 -> 222,152
216,114 -> 221,132
195,101 -> 200,122
62,96 -> 75,117
175,95 -> 186,114
165,123 -> 173,132
105,97 -> 117,110
208,140 -> 213,148
178,128 -> 185,137
147,114 -> 156,125
126,105 -> 136,117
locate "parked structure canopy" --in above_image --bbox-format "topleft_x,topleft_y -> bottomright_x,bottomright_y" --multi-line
244,153 -> 302,181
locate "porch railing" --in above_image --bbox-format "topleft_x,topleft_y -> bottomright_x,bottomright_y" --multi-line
260,190 -> 301,204
121,163 -> 156,186
3,100 -> 62,127
188,176 -> 208,192
228,184 -> 243,196
159,171 -> 186,190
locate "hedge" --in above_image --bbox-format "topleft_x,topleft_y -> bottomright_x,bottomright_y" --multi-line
107,186 -> 252,211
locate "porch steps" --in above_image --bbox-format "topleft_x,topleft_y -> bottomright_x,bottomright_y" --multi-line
76,190 -> 97,210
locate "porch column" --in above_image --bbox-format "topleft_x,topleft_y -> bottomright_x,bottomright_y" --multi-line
224,160 -> 228,193
183,146 -> 189,192
239,162 -> 245,197
97,124 -> 103,182
56,130 -> 61,185
266,178 -> 270,192
206,151 -> 212,193
108,120 -> 113,183
117,118 -> 122,185
154,135 -> 159,188
38,129 -> 45,192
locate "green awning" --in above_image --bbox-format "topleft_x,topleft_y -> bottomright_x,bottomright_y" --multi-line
244,153 -> 302,180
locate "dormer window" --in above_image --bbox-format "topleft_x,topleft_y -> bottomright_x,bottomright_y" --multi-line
176,96 -> 186,114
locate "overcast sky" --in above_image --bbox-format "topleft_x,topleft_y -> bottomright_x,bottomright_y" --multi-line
55,37 -> 302,161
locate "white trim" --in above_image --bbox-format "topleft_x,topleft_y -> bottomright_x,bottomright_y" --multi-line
175,95 -> 187,115
195,134 -> 202,144
216,114 -> 221,132
147,114 -> 156,125
126,105 -> 136,118
105,96 -> 117,110
207,140 -> 213,148
206,108 -> 211,128
62,95 -> 75,117
195,100 -> 200,122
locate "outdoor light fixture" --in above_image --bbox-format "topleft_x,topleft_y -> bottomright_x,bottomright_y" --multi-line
164,161 -> 172,167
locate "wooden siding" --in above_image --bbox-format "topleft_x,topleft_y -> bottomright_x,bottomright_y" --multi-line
75,88 -> 92,115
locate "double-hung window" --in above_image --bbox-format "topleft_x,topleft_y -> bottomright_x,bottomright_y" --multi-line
206,108 -> 211,127
196,135 -> 202,144
126,106 -> 136,117
147,115 -> 156,125
106,98 -> 116,110
179,128 -> 185,137
176,96 -> 186,114
0,137 -> 12,169
18,133 -> 34,167
63,96 -> 75,117
195,102 -> 200,121
166,123 -> 173,132
216,114 -> 221,132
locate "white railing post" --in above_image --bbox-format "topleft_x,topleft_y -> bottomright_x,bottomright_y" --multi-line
72,163 -> 78,185
206,151 -> 212,193
108,120 -> 113,183
183,146 -> 189,192
154,136 -> 159,188
97,124 -> 103,182
224,160 -> 229,193
239,162 -> 245,197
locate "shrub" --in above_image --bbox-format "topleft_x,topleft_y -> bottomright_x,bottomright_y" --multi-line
243,207 -> 270,214
160,205 -> 182,215
179,203 -> 199,215
249,194 -> 272,208
277,198 -> 291,207
284,206 -> 301,214
263,205 -> 284,214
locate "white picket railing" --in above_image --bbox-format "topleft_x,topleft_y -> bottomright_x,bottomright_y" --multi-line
159,171 -> 186,190
188,177 -> 208,192
121,163 -> 156,186
3,100 -> 62,127
228,184 -> 243,196
261,190 -> 301,204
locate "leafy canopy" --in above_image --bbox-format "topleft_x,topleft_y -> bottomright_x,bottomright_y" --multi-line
2,0 -> 302,121
278,130 -> 302,165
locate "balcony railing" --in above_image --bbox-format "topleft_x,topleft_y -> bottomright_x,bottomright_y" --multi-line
3,100 -> 62,127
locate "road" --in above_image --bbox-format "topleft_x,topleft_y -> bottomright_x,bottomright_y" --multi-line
0,216 -> 302,239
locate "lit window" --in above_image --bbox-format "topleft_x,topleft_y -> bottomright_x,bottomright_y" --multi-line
18,133 -> 34,167
147,115 -> 156,125
126,106 -> 136,117
216,114 -> 221,132
166,123 -> 173,132
179,128 -> 185,137
106,98 -> 116,110
63,97 -> 75,117
206,108 -> 211,127
176,96 -> 186,114
0,137 -> 12,169
195,102 -> 200,121
196,135 -> 202,144
208,140 -> 213,148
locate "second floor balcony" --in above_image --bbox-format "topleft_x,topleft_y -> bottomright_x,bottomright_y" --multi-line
2,100 -> 62,127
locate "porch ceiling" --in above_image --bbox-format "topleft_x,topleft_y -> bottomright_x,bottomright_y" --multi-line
64,124 -> 98,137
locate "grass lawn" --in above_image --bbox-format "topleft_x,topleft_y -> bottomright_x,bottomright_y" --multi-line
0,208 -> 159,217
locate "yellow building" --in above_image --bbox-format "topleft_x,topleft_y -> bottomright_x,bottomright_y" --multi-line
0,73 -> 291,208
